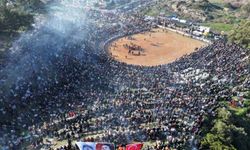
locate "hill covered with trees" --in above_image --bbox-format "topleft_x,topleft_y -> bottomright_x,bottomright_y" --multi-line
229,20 -> 250,49
0,0 -> 46,62
201,92 -> 250,150
0,0 -> 45,32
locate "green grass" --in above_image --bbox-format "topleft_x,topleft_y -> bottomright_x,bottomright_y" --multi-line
202,22 -> 234,33
209,0 -> 224,3
208,0 -> 227,8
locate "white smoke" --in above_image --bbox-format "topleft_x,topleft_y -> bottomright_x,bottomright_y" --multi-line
1,0 -> 96,93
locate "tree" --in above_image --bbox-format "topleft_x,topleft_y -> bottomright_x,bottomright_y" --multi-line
229,20 -> 250,49
0,0 -> 44,32
201,101 -> 250,150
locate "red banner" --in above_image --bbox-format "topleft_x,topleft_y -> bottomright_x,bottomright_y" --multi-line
126,143 -> 143,150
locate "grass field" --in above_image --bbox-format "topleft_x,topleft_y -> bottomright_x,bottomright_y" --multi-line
209,0 -> 224,2
202,22 -> 234,33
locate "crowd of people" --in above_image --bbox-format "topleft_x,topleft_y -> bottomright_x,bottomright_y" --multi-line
0,0 -> 249,150
123,43 -> 144,56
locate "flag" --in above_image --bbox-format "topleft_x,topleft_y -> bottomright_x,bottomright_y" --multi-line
76,142 -> 96,150
126,143 -> 143,150
96,143 -> 115,150
75,142 -> 115,150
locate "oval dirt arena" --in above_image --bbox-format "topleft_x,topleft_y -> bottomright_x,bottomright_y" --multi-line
108,28 -> 207,66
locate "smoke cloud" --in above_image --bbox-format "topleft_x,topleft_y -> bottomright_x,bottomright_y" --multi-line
1,0 -> 95,94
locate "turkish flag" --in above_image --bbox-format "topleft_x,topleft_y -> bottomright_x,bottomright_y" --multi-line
126,143 -> 143,150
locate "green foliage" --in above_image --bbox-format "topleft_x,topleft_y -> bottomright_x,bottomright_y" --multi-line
201,98 -> 250,150
209,0 -> 224,4
245,92 -> 250,99
201,133 -> 236,150
202,22 -> 234,33
229,20 -> 250,48
190,0 -> 222,12
0,8 -> 33,32
0,0 -> 44,32
217,107 -> 231,121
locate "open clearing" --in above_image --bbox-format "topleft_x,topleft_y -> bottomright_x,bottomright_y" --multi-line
108,28 -> 206,66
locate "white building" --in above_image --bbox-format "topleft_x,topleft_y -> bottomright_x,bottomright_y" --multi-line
198,26 -> 210,33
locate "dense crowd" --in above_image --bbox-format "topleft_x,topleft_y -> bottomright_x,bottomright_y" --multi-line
0,1 -> 250,150
46,40 -> 249,150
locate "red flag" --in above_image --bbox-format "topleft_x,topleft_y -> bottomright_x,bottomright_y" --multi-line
126,143 -> 143,150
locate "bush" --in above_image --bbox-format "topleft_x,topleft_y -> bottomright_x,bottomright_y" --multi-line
0,0 -> 44,32
229,20 -> 250,49
201,100 -> 250,150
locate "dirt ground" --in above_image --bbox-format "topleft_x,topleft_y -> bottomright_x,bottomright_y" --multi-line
108,28 -> 206,66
